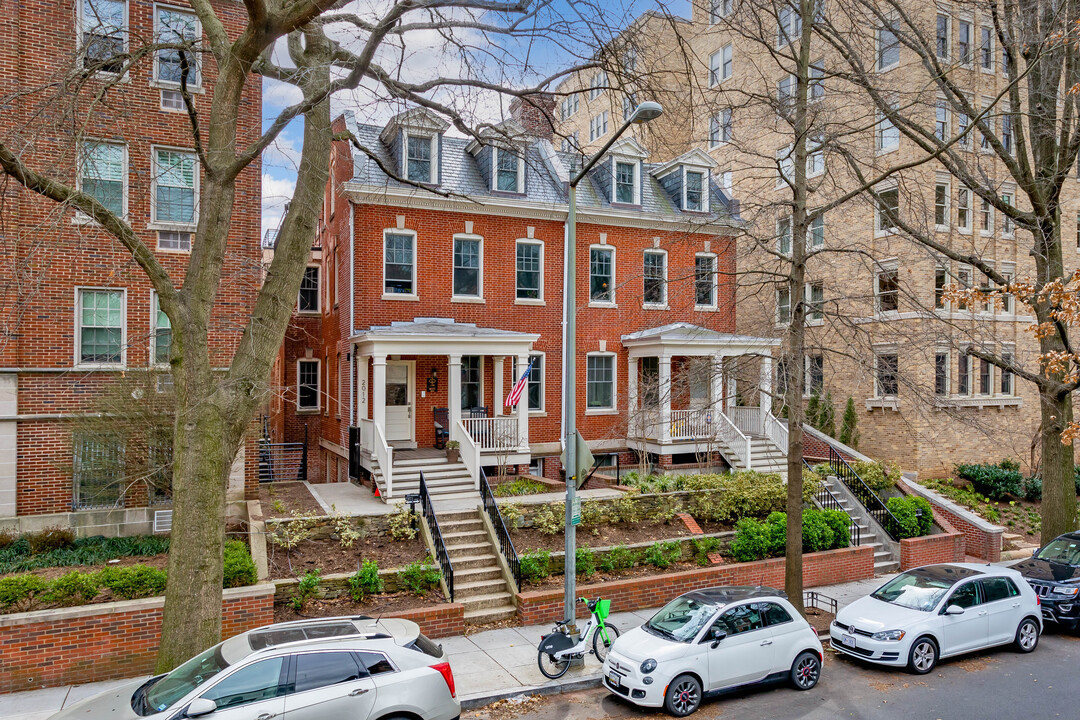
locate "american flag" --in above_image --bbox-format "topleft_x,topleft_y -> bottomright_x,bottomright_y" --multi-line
506,358 -> 535,408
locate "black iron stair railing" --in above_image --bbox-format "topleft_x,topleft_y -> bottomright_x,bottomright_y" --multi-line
418,471 -> 454,601
805,458 -> 861,546
479,469 -> 521,590
825,446 -> 902,541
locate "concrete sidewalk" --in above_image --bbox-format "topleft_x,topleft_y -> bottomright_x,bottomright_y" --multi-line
1,575 -> 896,719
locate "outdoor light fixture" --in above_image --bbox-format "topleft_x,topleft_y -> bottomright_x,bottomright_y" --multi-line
427,367 -> 439,392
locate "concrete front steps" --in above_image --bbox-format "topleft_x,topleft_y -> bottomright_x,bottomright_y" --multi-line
1001,532 -> 1039,561
438,509 -> 517,625
373,455 -> 477,502
820,476 -> 900,574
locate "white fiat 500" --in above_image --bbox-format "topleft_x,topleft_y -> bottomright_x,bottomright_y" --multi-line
831,563 -> 1041,674
602,587 -> 824,717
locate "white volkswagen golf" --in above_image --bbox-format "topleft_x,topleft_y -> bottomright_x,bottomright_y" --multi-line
831,563 -> 1042,674
602,587 -> 824,717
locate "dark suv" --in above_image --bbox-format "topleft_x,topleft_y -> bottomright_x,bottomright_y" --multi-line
1012,532 -> 1080,630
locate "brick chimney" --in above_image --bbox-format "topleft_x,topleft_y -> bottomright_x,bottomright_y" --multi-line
509,93 -> 556,141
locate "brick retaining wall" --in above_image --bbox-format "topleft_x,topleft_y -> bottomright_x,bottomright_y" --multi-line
899,531 -> 967,570
382,603 -> 465,639
898,477 -> 1002,562
516,545 -> 874,625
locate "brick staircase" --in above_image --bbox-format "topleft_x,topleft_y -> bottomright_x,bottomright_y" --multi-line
437,508 -> 517,624
819,476 -> 900,574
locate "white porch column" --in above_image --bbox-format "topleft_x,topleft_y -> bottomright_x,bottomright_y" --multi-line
725,358 -> 737,413
372,354 -> 387,436
357,354 -> 369,424
710,353 -> 724,413
659,353 -> 672,443
494,356 -> 505,416
448,354 -> 462,432
759,355 -> 773,434
516,353 -> 530,450
627,357 -> 639,438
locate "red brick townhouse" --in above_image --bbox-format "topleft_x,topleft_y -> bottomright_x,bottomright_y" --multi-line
0,0 -> 261,532
278,103 -> 783,499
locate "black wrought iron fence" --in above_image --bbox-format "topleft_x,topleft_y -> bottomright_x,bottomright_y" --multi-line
479,469 -> 521,590
258,425 -> 307,483
806,458 -> 861,546
419,471 -> 455,601
826,446 -> 902,541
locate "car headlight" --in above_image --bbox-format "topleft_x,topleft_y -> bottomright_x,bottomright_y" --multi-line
640,658 -> 657,674
871,629 -> 906,642
1056,587 -> 1080,598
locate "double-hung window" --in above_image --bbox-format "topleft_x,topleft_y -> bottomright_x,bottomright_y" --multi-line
643,251 -> 666,305
709,0 -> 732,22
495,148 -> 521,192
807,138 -> 825,176
935,182 -> 949,228
935,100 -> 950,142
155,7 -> 200,88
78,289 -> 124,366
81,0 -> 126,73
980,197 -> 994,234
777,4 -> 801,47
709,109 -> 732,147
1001,193 -> 1014,235
805,355 -> 824,396
777,215 -> 792,255
560,95 -> 578,120
778,75 -> 795,115
957,353 -> 971,395
979,357 -> 993,395
589,112 -> 609,142
461,357 -> 481,410
685,170 -> 705,211
877,106 -> 899,151
695,255 -> 717,308
935,351 -> 949,395
935,264 -> 948,308
810,61 -> 825,100
777,287 -> 792,324
809,214 -> 825,249
406,134 -> 434,183
384,232 -> 415,295
81,141 -> 125,217
516,241 -> 542,301
958,20 -> 972,63
980,26 -> 994,70
877,20 -> 900,70
807,282 -> 824,321
936,13 -> 950,59
1001,347 -> 1014,395
153,148 -> 197,230
298,265 -> 320,312
513,354 -> 544,411
876,187 -> 899,232
1002,114 -> 1013,155
586,355 -> 615,410
957,187 -> 972,231
877,267 -> 899,313
588,71 -> 607,100
452,236 -> 481,298
614,161 -> 637,204
709,45 -> 732,86
297,359 -> 320,410
590,247 -> 615,303
151,293 -> 171,367
876,352 -> 899,396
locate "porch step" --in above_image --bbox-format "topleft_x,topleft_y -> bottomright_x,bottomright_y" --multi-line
455,578 -> 510,599
455,566 -> 505,582
875,560 -> 900,573
451,553 -> 501,570
441,518 -> 485,533
463,590 -> 515,610
443,530 -> 489,546
437,510 -> 483,523
447,541 -> 495,557
394,456 -> 457,468
464,606 -> 518,624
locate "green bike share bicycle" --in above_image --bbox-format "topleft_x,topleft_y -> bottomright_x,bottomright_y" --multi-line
537,596 -> 620,679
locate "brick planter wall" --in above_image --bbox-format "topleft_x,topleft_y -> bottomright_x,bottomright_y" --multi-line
898,477 -> 1003,562
899,531 -> 966,570
383,603 -> 465,639
0,584 -> 275,695
516,545 -> 874,625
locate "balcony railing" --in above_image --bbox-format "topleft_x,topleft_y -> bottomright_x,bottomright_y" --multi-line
728,406 -> 761,436
670,409 -> 714,440
461,416 -> 521,451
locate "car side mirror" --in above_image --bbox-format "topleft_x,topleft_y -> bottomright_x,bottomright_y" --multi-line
1032,547 -> 1039,557
944,604 -> 965,616
709,628 -> 727,648
186,698 -> 217,717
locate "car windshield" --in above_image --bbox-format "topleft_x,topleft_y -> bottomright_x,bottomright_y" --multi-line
1036,538 -> 1080,565
645,596 -> 719,643
141,644 -> 229,714
870,571 -> 953,612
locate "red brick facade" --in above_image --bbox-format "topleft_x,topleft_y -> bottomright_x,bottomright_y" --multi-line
899,530 -> 967,570
516,545 -> 874,625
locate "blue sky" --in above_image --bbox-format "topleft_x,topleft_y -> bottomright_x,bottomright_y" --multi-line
259,0 -> 690,237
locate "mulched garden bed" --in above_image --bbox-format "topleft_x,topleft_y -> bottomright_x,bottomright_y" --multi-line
804,607 -> 835,635
261,481 -> 325,519
521,559 -> 707,590
511,520 -> 711,554
268,535 -> 428,580
0,553 -> 170,582
273,589 -> 447,623
923,477 -> 1045,544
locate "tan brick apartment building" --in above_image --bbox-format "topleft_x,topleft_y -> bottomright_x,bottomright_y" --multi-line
554,1 -> 1080,476
0,0 -> 262,532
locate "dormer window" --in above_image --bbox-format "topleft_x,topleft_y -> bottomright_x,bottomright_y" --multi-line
614,161 -> 638,204
685,170 -> 705,212
494,147 -> 523,193
406,134 -> 434,183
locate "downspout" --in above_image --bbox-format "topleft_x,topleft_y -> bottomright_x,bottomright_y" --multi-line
349,202 -> 356,425
560,214 -> 568,454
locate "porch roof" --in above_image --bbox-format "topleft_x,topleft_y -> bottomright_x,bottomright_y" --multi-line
352,318 -> 539,356
620,322 -> 780,358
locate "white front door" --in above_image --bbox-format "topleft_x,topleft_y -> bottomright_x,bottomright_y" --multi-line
384,362 -> 414,444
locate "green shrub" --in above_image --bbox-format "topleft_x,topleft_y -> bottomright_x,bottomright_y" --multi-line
493,478 -> 548,497
821,510 -> 852,549
396,558 -> 441,596
851,461 -> 893,493
955,461 -> 1023,500
44,571 -> 100,606
691,536 -> 721,566
222,540 -> 257,588
0,574 -> 49,610
682,471 -> 817,524
499,502 -> 524,529
575,547 -> 596,577
291,569 -> 322,611
643,541 -> 682,569
519,549 -> 552,584
730,518 -> 775,562
599,545 -> 638,572
26,526 -> 76,554
348,560 -> 384,602
579,500 -> 607,532
730,509 -> 850,562
838,396 -> 860,449
531,503 -> 565,535
1023,475 -> 1043,502
886,496 -> 934,539
387,508 -> 419,541
97,565 -> 168,600
801,510 -> 835,553
608,492 -> 642,524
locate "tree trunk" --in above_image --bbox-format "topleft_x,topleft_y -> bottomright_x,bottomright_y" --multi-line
1039,390 -> 1077,542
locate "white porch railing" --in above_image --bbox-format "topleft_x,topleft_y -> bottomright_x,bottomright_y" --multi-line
670,409 -> 713,441
764,410 -> 788,453
358,418 -> 373,453
716,410 -> 752,469
455,420 -> 482,489
729,406 -> 761,436
373,422 -> 394,498
462,416 -> 521,451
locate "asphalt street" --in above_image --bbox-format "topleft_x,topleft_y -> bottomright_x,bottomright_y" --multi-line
465,630 -> 1080,720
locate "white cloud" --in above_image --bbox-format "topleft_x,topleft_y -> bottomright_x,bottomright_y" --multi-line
262,173 -> 296,239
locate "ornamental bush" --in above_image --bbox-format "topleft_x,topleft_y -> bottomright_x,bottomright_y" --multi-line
955,461 -> 1023,500
44,571 -> 100,606
599,545 -> 638,572
222,540 -> 258,588
729,509 -> 851,562
643,541 -> 683,569
348,560 -> 384,602
886,496 -> 934,539
519,549 -> 552,584
851,461 -> 893,493
396,558 -> 441,596
97,565 -> 168,600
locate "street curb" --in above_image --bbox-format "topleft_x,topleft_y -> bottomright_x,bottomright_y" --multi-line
459,673 -> 603,710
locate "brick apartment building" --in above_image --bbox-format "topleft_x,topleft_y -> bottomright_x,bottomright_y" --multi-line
0,0 -> 262,533
554,1 -> 1080,477
274,103 -> 793,498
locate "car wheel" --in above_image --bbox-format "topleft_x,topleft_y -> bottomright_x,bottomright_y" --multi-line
1014,618 -> 1040,653
592,622 -> 620,662
790,651 -> 821,690
907,636 -> 938,675
663,674 -> 702,717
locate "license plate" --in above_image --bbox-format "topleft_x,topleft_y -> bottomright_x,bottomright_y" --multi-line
607,672 -> 621,687
841,634 -> 856,648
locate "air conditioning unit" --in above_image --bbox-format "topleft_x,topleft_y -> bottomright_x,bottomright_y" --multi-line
154,509 -> 173,533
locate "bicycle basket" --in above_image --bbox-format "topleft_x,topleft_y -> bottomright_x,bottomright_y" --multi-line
594,598 -> 610,621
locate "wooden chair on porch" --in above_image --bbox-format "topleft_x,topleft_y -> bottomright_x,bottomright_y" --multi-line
433,407 -> 449,449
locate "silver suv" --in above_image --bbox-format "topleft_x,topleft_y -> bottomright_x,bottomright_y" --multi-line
49,616 -> 460,720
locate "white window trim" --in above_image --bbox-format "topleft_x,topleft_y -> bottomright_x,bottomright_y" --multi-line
74,286 -> 127,369
936,12 -> 951,61
404,133 -> 438,184
514,352 -> 546,414
694,252 -> 719,311
934,98 -> 951,142
77,0 -> 130,78
956,348 -> 974,397
709,109 -> 732,148
803,354 -> 824,398
491,147 -> 524,194
151,3 -> 204,91
872,346 -> 900,398
957,186 -> 973,233
1000,262 -> 1016,316
298,263 -> 321,315
776,286 -> 792,327
956,262 -> 974,314
807,141 -> 826,178
777,214 -> 792,256
1000,342 -> 1016,396
979,25 -> 995,73
459,356 -> 486,411
584,351 -> 618,415
934,178 -> 951,231
806,281 -> 825,325
978,97 -> 995,153
874,183 -> 900,237
877,20 -> 901,72
588,243 -> 617,308
808,213 -> 825,250
148,144 -> 199,232
642,248 -> 669,310
296,358 -> 321,412
451,233 -> 484,302
382,228 -> 419,301
979,195 -> 995,236
588,70 -> 607,100
874,259 -> 901,317
611,158 -> 641,206
974,346 -> 995,397
682,167 -> 708,212
74,139 -> 128,224
515,239 -> 545,305
934,347 -> 951,397
150,290 -> 170,368
589,112 -> 609,142
1001,188 -> 1016,237
876,102 -> 900,154
957,17 -> 974,67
